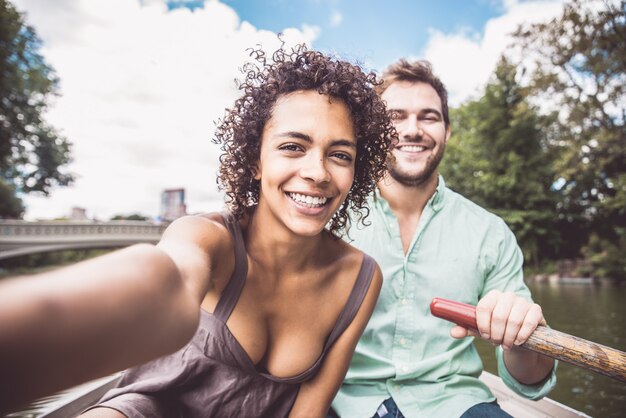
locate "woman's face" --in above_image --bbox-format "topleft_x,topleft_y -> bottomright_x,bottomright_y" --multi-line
254,90 -> 356,237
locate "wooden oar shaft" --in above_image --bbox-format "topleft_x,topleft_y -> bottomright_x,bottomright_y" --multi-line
430,297 -> 626,383
526,326 -> 626,382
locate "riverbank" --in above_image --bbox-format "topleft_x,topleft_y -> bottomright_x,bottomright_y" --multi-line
525,258 -> 625,288
0,249 -> 114,278
526,273 -> 626,287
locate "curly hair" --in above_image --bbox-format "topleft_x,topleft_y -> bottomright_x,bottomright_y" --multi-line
213,43 -> 394,236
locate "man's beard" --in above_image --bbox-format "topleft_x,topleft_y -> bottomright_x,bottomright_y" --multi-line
387,142 -> 445,187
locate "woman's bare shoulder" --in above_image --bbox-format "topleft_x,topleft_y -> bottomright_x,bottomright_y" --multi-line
161,213 -> 231,246
156,213 -> 238,296
157,213 -> 237,273
326,235 -> 382,287
321,235 -> 373,273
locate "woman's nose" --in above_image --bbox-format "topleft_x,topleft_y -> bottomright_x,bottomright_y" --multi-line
300,154 -> 331,183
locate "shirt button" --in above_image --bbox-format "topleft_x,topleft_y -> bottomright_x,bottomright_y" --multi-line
399,337 -> 406,346
400,298 -> 407,305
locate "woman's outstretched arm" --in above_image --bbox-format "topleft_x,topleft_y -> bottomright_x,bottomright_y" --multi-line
0,215 -> 229,413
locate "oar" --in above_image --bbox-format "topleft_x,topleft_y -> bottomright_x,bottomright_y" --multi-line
430,297 -> 626,383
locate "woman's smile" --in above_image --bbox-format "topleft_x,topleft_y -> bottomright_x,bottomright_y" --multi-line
287,192 -> 330,208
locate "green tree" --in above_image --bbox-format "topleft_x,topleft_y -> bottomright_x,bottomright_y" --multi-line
0,178 -> 24,218
581,227 -> 626,281
513,0 -> 626,256
511,0 -> 626,279
441,57 -> 560,266
0,0 -> 73,218
111,213 -> 150,221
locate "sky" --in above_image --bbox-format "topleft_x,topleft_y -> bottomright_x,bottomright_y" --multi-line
12,0 -> 568,221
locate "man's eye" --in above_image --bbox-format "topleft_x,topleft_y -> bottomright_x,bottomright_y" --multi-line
422,114 -> 440,122
389,111 -> 403,120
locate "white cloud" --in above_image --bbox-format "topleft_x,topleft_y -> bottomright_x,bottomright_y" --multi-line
501,0 -> 520,9
286,23 -> 321,43
330,10 -> 343,27
421,0 -> 566,106
12,0 -> 317,220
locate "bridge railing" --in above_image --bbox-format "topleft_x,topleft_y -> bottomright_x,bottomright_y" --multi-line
0,220 -> 170,260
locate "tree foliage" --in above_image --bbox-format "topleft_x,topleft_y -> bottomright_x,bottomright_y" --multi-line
441,58 -> 560,266
443,0 -> 625,279
0,178 -> 23,218
512,0 -> 626,279
514,0 -> 625,236
0,0 -> 73,218
110,213 -> 150,221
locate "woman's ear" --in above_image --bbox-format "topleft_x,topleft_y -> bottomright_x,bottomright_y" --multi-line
252,163 -> 261,180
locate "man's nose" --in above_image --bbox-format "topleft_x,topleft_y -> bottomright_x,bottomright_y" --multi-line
402,115 -> 424,139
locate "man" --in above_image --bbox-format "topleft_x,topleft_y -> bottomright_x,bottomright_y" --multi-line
332,60 -> 556,418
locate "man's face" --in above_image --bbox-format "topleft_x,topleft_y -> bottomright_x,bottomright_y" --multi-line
381,81 -> 450,187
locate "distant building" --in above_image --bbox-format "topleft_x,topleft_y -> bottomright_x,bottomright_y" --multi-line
70,207 -> 88,220
160,188 -> 187,221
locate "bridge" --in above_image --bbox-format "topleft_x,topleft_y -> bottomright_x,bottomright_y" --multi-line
0,220 -> 169,260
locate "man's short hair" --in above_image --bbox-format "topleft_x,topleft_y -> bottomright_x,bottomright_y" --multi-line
377,59 -> 449,128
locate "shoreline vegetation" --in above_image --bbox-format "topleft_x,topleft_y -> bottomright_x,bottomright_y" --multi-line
2,249 -> 625,286
527,274 -> 626,287
0,249 -> 116,278
525,258 -> 626,287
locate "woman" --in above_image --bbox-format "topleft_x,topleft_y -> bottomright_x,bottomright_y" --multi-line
0,45 -> 394,417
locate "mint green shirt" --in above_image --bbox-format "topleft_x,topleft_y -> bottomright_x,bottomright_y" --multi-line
333,176 -> 556,418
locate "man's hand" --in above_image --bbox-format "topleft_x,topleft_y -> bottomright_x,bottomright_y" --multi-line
449,290 -> 546,350
449,290 -> 554,384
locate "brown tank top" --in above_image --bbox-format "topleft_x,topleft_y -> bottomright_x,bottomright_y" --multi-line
87,213 -> 376,417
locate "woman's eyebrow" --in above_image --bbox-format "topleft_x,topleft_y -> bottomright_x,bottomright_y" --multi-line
331,139 -> 357,148
275,131 -> 312,142
275,132 -> 356,147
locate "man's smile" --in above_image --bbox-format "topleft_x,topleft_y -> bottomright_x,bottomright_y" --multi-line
396,144 -> 428,153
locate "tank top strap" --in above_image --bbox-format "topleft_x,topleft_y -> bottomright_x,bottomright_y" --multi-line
213,212 -> 249,322
261,252 -> 377,385
323,253 -> 376,350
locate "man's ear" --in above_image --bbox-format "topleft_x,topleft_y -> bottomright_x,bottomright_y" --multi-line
444,125 -> 451,144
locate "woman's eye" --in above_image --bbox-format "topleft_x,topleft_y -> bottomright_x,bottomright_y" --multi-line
332,152 -> 353,162
279,143 -> 303,152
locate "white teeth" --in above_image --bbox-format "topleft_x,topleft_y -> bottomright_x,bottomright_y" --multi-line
400,145 -> 426,152
288,193 -> 328,207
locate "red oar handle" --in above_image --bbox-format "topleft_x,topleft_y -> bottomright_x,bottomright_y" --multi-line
430,297 -> 477,330
429,297 -> 626,383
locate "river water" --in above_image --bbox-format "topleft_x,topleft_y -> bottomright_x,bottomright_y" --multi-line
4,281 -> 625,417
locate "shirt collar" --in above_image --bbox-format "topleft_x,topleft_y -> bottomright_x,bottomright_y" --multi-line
431,174 -> 446,211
